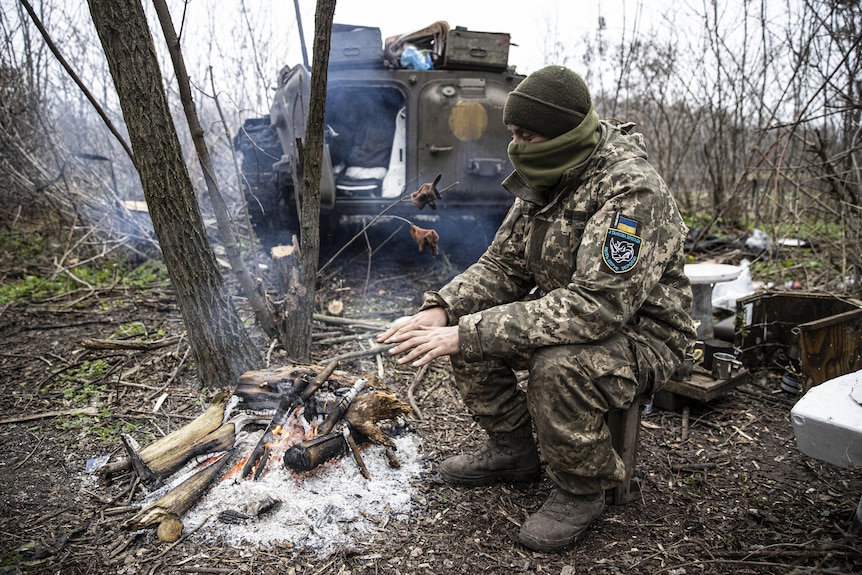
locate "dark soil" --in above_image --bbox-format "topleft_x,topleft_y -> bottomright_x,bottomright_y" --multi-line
1,228 -> 861,575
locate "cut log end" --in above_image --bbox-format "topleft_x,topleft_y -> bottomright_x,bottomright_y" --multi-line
270,243 -> 297,259
156,515 -> 183,542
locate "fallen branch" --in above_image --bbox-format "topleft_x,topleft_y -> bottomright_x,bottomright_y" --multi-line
0,406 -> 99,425
313,313 -> 388,331
670,462 -> 718,473
325,344 -> 396,364
13,434 -> 44,469
81,336 -> 182,351
407,363 -> 430,420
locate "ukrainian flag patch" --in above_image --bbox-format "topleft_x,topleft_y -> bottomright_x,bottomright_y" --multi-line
616,215 -> 638,235
602,212 -> 642,273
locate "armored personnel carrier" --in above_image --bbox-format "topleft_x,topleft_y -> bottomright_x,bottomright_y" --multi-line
234,22 -> 525,253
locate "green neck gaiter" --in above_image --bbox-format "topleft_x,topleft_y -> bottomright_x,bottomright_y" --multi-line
507,109 -> 601,193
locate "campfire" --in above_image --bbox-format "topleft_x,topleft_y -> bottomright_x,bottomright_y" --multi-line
97,364 -> 420,554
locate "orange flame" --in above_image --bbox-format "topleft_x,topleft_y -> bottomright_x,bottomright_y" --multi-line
224,456 -> 248,480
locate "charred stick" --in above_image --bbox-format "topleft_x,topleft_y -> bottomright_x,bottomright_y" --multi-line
120,433 -> 157,486
385,448 -> 401,468
343,424 -> 370,479
238,389 -> 299,480
239,371 -> 326,480
305,361 -> 337,400
317,377 -> 367,436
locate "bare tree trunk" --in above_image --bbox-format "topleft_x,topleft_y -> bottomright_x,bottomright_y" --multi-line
281,0 -> 336,361
87,0 -> 259,388
150,0 -> 277,339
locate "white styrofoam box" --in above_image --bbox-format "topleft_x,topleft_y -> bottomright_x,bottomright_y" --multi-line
791,369 -> 862,468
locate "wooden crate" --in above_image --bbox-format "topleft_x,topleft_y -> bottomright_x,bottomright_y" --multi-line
654,367 -> 750,410
798,307 -> 862,390
734,292 -> 862,391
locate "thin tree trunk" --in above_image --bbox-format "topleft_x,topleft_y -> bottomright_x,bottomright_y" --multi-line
282,0 -> 336,361
150,0 -> 277,339
87,0 -> 259,389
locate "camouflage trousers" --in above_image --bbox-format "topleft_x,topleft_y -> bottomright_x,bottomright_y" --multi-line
449,332 -> 652,495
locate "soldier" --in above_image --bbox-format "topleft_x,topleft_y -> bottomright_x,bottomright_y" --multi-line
378,65 -> 696,552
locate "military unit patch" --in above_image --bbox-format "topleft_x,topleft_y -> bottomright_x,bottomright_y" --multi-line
602,212 -> 642,273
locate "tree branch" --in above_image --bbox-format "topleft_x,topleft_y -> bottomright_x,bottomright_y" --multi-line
18,0 -> 136,166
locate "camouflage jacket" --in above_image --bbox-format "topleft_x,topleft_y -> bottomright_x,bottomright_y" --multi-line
422,120 -> 696,382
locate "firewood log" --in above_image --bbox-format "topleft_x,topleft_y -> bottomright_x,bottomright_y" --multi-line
100,393 -> 230,480
124,449 -> 233,541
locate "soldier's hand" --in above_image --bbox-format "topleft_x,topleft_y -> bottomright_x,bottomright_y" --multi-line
377,307 -> 447,343
377,307 -> 457,367
387,325 -> 460,367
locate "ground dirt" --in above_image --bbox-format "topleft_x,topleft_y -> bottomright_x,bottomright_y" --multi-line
1,226 -> 861,575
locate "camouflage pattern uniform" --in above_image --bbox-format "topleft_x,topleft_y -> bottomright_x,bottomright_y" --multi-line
422,121 -> 696,495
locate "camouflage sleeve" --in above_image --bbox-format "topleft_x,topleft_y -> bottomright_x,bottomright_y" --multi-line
421,200 -> 535,325
459,158 -> 687,362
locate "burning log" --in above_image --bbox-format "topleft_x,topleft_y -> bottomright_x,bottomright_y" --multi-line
237,369 -> 329,480
283,431 -> 350,473
282,426 -> 373,478
100,392 -> 230,481
281,387 -> 412,475
124,449 -> 234,542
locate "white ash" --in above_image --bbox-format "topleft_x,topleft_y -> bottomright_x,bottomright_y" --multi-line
181,428 -> 426,557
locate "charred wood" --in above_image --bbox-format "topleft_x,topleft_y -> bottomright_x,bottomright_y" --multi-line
283,431 -> 350,473
345,389 -> 412,448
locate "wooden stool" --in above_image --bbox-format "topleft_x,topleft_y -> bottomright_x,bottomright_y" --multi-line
604,398 -> 647,505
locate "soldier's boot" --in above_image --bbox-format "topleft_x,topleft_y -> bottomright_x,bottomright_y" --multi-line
438,434 -> 541,486
518,488 -> 605,552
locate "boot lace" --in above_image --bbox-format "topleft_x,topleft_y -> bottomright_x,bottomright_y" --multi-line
467,437 -> 519,463
539,489 -> 602,522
